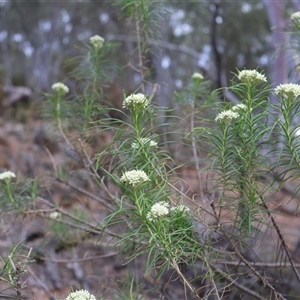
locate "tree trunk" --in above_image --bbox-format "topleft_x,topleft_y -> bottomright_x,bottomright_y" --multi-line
261,0 -> 287,91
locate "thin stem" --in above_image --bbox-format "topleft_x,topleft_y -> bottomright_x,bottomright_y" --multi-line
171,258 -> 201,299
260,197 -> 300,283
135,4 -> 145,93
5,180 -> 15,205
55,94 -> 73,149
210,202 -> 286,300
205,261 -> 265,300
190,101 -> 204,199
202,256 -> 221,300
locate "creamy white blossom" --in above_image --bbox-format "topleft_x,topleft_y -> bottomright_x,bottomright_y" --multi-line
0,171 -> 16,180
274,83 -> 300,98
147,201 -> 170,221
295,128 -> 300,137
65,290 -> 96,300
52,82 -> 69,95
123,93 -> 149,110
170,204 -> 190,213
49,211 -> 61,220
120,170 -> 149,187
237,70 -> 267,84
90,35 -> 105,49
232,104 -> 247,111
131,138 -> 158,149
291,12 -> 300,21
215,110 -> 239,123
192,72 -> 204,80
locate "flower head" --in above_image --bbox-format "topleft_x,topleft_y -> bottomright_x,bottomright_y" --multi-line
215,110 -> 239,123
123,93 -> 149,110
147,201 -> 170,221
120,170 -> 149,187
0,171 -> 16,180
170,204 -> 190,214
49,211 -> 61,220
192,72 -> 204,80
274,83 -> 300,99
291,12 -> 300,21
131,138 -> 158,149
237,69 -> 267,84
90,35 -> 105,50
52,82 -> 69,95
232,104 -> 247,111
65,290 -> 96,300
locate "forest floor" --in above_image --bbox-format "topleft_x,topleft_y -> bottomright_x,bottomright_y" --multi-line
1,102 -> 300,300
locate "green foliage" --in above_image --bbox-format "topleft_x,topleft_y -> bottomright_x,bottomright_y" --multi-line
0,174 -> 37,213
4,1 -> 300,299
112,273 -> 145,300
0,243 -> 33,300
207,71 -> 273,233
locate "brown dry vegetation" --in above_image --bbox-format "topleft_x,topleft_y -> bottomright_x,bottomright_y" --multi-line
1,102 -> 300,299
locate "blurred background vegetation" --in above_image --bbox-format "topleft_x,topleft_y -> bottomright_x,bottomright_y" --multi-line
1,0 -> 300,110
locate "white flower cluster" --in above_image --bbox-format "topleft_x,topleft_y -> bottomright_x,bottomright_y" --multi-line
65,289 -> 96,300
291,12 -> 300,21
90,35 -> 105,49
131,138 -> 158,149
123,93 -> 149,110
192,72 -> 204,80
0,171 -> 16,180
170,204 -> 190,214
237,69 -> 267,84
215,110 -> 239,123
120,170 -> 149,187
147,201 -> 170,221
52,82 -> 69,95
274,83 -> 300,99
232,104 -> 247,111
